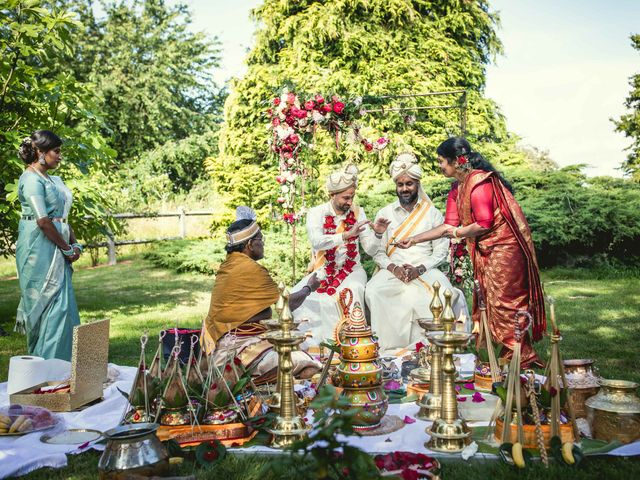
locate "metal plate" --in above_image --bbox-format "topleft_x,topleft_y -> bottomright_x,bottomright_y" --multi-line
40,428 -> 102,444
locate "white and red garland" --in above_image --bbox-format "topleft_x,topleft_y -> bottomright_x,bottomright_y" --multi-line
316,211 -> 359,296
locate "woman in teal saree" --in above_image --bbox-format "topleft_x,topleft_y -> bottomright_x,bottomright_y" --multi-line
15,131 -> 82,361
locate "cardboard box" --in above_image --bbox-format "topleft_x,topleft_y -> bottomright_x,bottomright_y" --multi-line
10,319 -> 110,411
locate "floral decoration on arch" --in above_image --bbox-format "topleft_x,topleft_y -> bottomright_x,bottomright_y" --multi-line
267,89 -> 389,225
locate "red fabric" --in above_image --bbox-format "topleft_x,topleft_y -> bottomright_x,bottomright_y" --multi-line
444,181 -> 495,229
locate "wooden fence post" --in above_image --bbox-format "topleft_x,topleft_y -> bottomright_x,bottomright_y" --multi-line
106,227 -> 117,265
179,206 -> 186,239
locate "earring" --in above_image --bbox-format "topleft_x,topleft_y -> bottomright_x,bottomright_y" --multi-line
38,154 -> 46,165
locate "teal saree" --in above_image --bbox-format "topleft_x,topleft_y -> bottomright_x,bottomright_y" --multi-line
15,170 -> 80,360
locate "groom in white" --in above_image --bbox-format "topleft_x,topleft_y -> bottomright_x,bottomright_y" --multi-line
365,153 -> 469,351
294,165 -> 390,344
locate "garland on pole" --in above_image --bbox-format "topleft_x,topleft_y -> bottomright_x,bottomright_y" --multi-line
266,89 -> 389,225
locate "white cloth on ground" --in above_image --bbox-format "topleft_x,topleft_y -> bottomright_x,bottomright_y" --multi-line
294,201 -> 379,345
366,199 -> 470,351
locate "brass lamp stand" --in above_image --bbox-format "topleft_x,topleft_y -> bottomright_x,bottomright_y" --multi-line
426,289 -> 473,452
416,281 -> 444,420
263,286 -> 309,447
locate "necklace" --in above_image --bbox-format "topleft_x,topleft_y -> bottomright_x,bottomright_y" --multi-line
28,165 -> 50,181
316,210 -> 358,296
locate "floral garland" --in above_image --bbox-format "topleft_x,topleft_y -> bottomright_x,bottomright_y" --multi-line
316,211 -> 358,295
448,239 -> 474,295
267,90 -> 389,225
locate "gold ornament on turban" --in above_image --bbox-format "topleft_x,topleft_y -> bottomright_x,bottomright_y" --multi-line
389,152 -> 423,181
326,164 -> 359,194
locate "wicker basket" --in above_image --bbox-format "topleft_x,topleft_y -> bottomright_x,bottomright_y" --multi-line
495,417 -> 575,449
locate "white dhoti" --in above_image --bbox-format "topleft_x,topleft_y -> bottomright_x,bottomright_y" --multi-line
294,266 -> 367,345
365,268 -> 469,352
366,196 -> 470,353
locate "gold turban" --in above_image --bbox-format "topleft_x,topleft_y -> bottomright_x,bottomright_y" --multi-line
326,164 -> 359,194
389,152 -> 423,181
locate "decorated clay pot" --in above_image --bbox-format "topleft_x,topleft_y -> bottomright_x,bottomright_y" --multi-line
159,407 -> 191,426
586,379 -> 640,444
336,360 -> 383,388
202,406 -> 240,425
340,334 -> 379,362
341,386 -> 388,429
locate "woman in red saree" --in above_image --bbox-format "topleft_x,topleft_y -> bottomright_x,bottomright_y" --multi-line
398,137 -> 545,367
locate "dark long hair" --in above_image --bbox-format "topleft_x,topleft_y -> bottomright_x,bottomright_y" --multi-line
225,219 -> 255,253
18,130 -> 62,164
436,137 -> 514,193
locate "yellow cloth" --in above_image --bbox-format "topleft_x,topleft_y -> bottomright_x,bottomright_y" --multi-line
203,252 -> 279,349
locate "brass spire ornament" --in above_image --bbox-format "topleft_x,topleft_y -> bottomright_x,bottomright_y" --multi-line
263,286 -> 310,447
426,289 -> 473,452
417,281 -> 444,420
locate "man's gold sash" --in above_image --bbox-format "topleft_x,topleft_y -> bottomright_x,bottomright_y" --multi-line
386,199 -> 432,257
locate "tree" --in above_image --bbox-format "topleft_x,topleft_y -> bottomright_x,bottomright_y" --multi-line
0,0 -> 118,256
209,0 -> 530,223
613,34 -> 640,182
60,0 -> 225,164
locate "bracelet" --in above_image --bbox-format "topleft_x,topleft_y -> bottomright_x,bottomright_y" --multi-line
72,243 -> 83,253
60,246 -> 75,256
302,285 -> 312,295
374,231 -> 383,239
452,227 -> 460,239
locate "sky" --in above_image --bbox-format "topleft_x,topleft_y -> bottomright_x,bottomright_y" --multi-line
182,0 -> 639,177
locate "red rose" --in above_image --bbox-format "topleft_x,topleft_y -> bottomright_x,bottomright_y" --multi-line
272,117 -> 280,127
286,92 -> 296,104
304,100 -> 315,110
331,278 -> 340,288
346,243 -> 357,251
346,250 -> 358,259
285,116 -> 296,126
317,287 -> 326,294
332,101 -> 345,114
456,155 -> 467,165
266,108 -> 273,116
326,287 -> 336,295
273,97 -> 281,106
203,450 -> 218,462
364,142 -> 373,152
293,107 -> 308,119
415,341 -> 425,352
321,103 -> 332,114
288,134 -> 299,144
315,94 -> 325,104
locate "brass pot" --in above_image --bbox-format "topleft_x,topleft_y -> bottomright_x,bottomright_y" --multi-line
563,358 -> 600,418
340,334 -> 379,362
336,359 -> 383,388
341,386 -> 388,429
585,379 -> 640,444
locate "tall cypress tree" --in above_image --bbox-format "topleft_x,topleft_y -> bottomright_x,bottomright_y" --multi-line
210,0 -> 527,222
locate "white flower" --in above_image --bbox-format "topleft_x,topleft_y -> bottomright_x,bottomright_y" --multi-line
281,185 -> 290,193
312,110 -> 324,123
275,125 -> 294,140
353,96 -> 363,107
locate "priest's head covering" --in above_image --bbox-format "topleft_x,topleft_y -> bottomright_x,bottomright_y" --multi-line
389,152 -> 423,181
326,164 -> 359,194
226,206 -> 260,247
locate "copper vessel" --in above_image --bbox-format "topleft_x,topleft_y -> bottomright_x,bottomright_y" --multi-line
585,379 -> 640,444
563,358 -> 600,418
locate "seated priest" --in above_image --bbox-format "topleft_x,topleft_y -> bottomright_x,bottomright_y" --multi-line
365,153 -> 470,352
201,207 -> 322,384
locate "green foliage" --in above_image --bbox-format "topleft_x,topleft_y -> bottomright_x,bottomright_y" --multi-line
0,0 -> 118,256
509,166 -> 640,267
612,34 -> 640,181
260,385 -> 382,480
58,0 -> 225,163
209,0 -> 532,222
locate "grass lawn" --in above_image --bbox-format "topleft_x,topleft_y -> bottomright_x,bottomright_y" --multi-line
0,253 -> 639,479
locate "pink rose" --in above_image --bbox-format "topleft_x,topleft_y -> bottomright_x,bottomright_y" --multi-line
314,94 -> 325,105
271,117 -> 280,127
332,101 -> 345,114
277,197 -> 286,204
273,97 -> 281,106
321,103 -> 332,114
288,134 -> 299,144
304,100 -> 315,110
286,92 -> 296,104
275,175 -> 285,184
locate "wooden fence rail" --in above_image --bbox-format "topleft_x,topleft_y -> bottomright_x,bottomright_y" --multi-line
84,208 -> 215,265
